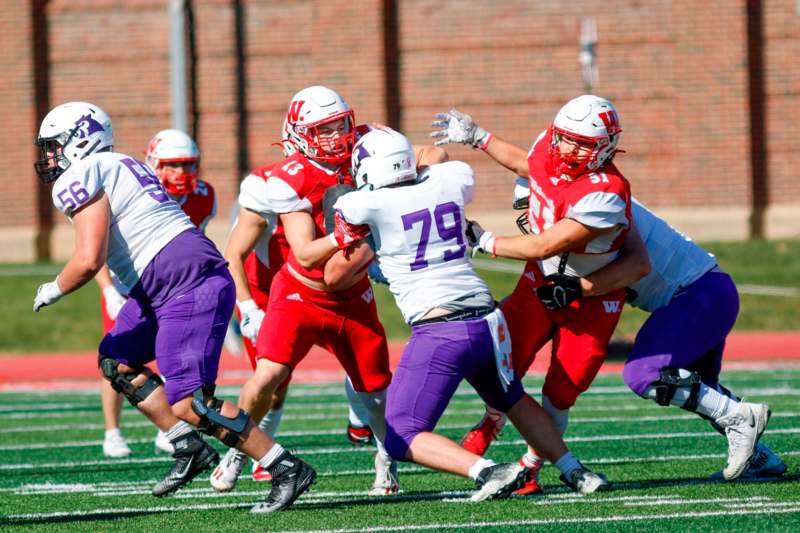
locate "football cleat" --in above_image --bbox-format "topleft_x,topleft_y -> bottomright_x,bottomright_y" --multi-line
252,461 -> 272,482
461,408 -> 507,456
102,432 -> 131,458
154,430 -> 175,454
369,452 -> 399,496
470,462 -> 528,502
152,432 -> 219,497
514,457 -> 544,496
210,447 -> 248,492
250,451 -> 316,513
347,423 -> 375,446
560,466 -> 608,494
711,442 -> 785,480
716,401 -> 770,480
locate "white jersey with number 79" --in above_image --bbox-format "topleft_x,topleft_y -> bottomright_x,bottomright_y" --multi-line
334,160 -> 489,324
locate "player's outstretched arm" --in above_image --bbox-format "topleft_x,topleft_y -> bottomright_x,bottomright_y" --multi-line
430,108 -> 528,177
580,225 -> 651,297
57,193 -> 111,294
468,217 -> 619,261
224,207 -> 267,303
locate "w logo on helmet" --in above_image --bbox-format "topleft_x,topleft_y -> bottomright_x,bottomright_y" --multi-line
74,113 -> 105,139
598,110 -> 621,136
287,100 -> 305,123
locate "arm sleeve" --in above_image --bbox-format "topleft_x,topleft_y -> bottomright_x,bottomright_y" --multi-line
51,161 -> 103,217
566,191 -> 629,229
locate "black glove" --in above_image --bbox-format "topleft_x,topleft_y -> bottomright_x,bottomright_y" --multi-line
323,184 -> 355,233
535,274 -> 583,310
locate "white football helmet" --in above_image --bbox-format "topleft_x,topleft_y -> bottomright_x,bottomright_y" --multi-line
145,129 -> 200,195
282,85 -> 355,165
351,127 -> 417,190
34,101 -> 113,183
549,94 -> 621,177
512,176 -> 530,234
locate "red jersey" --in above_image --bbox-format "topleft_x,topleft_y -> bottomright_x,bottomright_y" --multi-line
525,127 -> 631,277
237,163 -> 291,291
175,179 -> 217,230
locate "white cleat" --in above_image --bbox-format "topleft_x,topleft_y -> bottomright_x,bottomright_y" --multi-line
154,430 -> 174,454
717,401 -> 770,480
210,447 -> 247,492
560,467 -> 609,494
368,452 -> 399,496
102,432 -> 131,458
470,462 -> 527,502
711,442 -> 786,480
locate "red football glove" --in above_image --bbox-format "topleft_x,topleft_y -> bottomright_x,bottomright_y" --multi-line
331,210 -> 370,250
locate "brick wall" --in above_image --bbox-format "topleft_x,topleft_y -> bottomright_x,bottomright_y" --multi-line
3,0 -> 799,261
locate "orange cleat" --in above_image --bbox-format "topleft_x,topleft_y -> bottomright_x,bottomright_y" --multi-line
461,408 -> 506,456
514,457 -> 544,495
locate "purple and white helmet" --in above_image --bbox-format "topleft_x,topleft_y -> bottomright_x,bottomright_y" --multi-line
35,101 -> 113,183
351,127 -> 416,190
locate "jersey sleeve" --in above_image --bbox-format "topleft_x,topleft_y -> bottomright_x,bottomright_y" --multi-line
448,161 -> 476,205
51,159 -> 104,218
566,191 -> 629,229
333,189 -> 371,225
238,174 -> 273,216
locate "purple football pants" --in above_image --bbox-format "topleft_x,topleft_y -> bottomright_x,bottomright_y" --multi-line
623,270 -> 739,396
384,317 -> 525,461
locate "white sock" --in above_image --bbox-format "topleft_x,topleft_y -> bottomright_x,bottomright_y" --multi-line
468,457 -> 496,480
356,389 -> 389,456
259,406 -> 284,439
695,383 -> 737,420
104,428 -> 122,440
257,443 -> 286,469
522,451 -> 542,468
542,395 -> 569,436
554,452 -> 582,478
165,420 -> 192,442
345,376 -> 370,427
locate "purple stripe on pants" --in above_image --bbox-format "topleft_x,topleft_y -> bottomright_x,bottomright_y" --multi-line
384,317 -> 524,461
622,270 -> 739,396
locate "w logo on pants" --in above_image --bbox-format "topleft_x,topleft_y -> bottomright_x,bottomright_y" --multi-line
602,300 -> 621,313
361,287 -> 374,304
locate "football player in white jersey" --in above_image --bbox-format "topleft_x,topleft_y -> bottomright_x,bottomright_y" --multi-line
302,126 -> 609,498
33,102 -> 315,511
514,189 -> 784,481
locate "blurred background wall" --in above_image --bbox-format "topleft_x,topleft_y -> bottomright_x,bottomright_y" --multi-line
3,0 -> 799,261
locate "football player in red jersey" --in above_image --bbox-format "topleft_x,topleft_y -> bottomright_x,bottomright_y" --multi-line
431,96 -> 633,494
97,129 -> 217,458
210,86 -> 399,501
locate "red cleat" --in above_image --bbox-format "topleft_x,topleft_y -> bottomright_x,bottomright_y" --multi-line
347,423 -> 375,446
514,457 -> 544,496
252,462 -> 272,482
461,408 -> 506,456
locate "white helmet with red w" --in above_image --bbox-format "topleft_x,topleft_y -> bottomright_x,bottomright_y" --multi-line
282,86 -> 355,165
549,94 -> 621,177
145,129 -> 200,195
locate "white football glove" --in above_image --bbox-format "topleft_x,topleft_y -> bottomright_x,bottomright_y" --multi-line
465,220 -> 496,257
33,278 -> 64,312
238,299 -> 265,344
102,285 -> 127,320
430,109 -> 493,149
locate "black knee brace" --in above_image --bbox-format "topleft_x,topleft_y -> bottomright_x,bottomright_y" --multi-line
100,357 -> 164,407
651,368 -> 701,412
191,386 -> 250,447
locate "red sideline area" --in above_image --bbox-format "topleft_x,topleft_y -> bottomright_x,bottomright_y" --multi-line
1,332 -> 799,390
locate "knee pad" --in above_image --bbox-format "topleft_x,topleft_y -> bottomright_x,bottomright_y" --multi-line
191,387 -> 250,447
100,357 -> 163,407
649,368 -> 701,411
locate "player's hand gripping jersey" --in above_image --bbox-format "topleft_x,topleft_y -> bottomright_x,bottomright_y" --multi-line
525,127 -> 631,277
52,152 -> 194,290
335,161 -> 489,324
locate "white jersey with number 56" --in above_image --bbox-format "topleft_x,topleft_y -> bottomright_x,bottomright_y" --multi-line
51,152 -> 194,289
335,161 -> 489,324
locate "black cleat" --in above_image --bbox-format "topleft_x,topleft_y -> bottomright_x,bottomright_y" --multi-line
250,451 -> 317,513
152,431 -> 219,497
471,462 -> 528,501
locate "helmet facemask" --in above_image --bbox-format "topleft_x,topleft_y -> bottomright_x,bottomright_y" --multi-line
550,128 -> 613,178
154,159 -> 199,195
287,111 -> 355,165
34,131 -> 74,184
